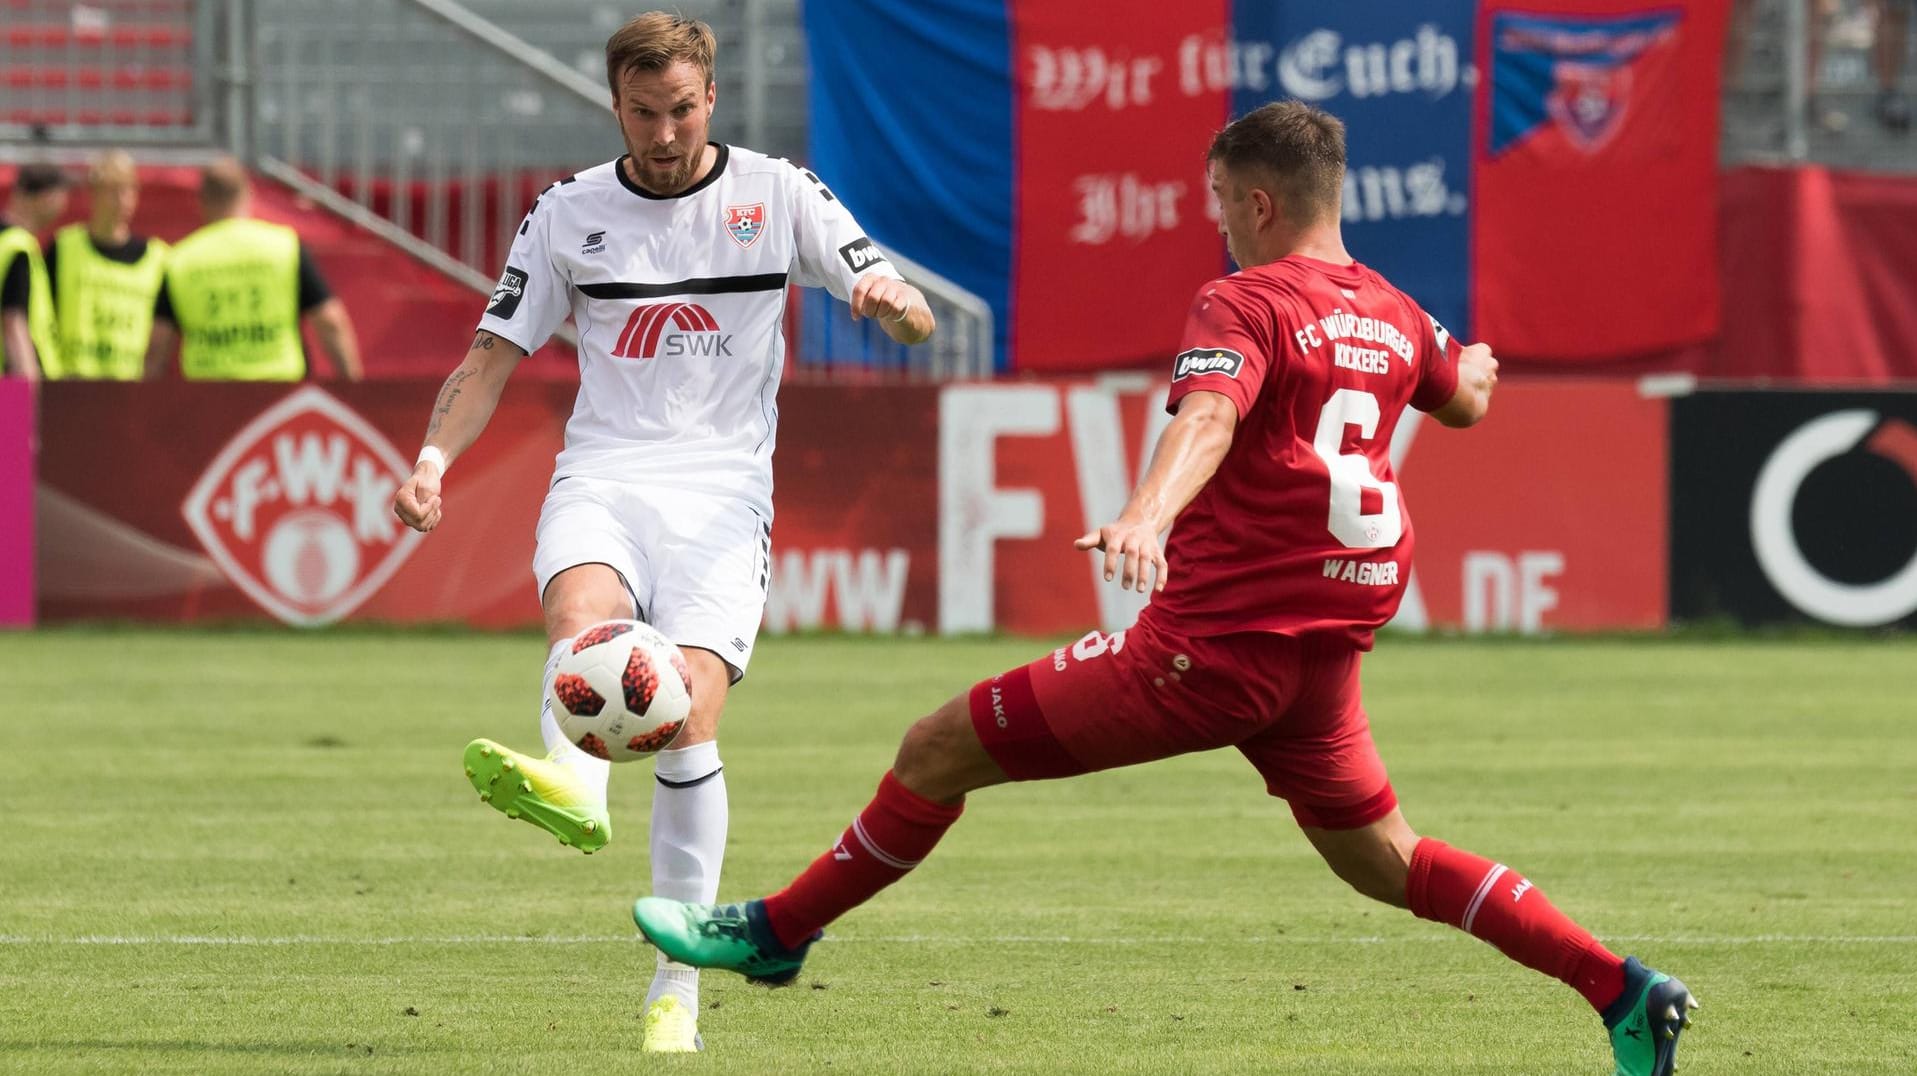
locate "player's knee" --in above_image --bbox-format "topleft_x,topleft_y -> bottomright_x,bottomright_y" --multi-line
545,594 -> 622,638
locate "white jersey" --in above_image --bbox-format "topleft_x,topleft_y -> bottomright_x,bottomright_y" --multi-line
478,143 -> 899,517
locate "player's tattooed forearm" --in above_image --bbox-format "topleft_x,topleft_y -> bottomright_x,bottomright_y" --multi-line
471,331 -> 496,350
426,367 -> 478,435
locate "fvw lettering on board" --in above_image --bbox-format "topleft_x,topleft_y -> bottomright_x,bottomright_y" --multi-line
933,383 -> 1584,636
762,382 -> 1657,636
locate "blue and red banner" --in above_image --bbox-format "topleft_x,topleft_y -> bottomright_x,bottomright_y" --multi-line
805,0 -> 1725,373
1474,1 -> 1727,361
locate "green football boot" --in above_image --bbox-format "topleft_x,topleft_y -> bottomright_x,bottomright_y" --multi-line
462,738 -> 609,854
632,898 -> 817,986
1604,956 -> 1699,1076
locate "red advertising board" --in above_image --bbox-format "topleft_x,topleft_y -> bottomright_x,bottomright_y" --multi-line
1,379 -> 32,626
1397,381 -> 1667,631
34,380 -> 1665,635
37,382 -> 567,627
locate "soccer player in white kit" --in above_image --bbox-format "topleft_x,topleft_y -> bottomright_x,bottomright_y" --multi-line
390,12 -> 934,1053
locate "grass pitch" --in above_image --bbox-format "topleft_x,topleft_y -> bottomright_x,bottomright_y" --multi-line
2,629 -> 1914,1074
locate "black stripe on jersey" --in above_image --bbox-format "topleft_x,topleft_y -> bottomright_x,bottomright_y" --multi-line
578,273 -> 789,300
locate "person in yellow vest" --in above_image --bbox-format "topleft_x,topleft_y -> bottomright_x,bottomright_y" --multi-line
44,151 -> 168,380
0,163 -> 71,382
146,158 -> 362,381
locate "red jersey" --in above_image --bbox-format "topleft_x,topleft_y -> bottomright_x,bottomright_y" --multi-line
1144,256 -> 1460,648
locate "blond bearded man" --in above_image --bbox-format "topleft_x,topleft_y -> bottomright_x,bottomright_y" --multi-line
391,12 -> 933,1053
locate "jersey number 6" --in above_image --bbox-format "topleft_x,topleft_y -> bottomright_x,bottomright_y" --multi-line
1310,388 -> 1403,550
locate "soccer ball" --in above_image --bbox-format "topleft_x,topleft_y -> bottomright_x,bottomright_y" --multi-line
547,620 -> 693,762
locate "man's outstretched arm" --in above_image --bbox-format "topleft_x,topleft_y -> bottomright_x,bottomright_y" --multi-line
391,329 -> 525,532
1075,388 -> 1239,593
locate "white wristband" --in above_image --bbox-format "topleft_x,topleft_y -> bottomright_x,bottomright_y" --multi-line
416,445 -> 448,474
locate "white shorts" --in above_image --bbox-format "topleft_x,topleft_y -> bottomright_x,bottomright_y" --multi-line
533,477 -> 772,681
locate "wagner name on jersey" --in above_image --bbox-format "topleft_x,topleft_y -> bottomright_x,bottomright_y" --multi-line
1146,255 -> 1460,649
479,143 -> 901,518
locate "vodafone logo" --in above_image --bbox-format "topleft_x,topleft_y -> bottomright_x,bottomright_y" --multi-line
612,302 -> 732,359
1750,409 -> 1917,627
182,387 -> 423,626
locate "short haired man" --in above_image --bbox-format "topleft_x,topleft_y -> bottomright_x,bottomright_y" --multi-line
635,102 -> 1699,1076
146,158 -> 362,381
0,163 -> 71,381
391,12 -> 933,1053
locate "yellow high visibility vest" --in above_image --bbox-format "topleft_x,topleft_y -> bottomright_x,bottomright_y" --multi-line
52,224 -> 169,380
165,217 -> 305,381
0,225 -> 59,377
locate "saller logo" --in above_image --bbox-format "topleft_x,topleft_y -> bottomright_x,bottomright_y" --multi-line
487,266 -> 527,317
838,237 -> 887,274
181,387 -> 423,626
613,302 -> 732,359
1172,347 -> 1245,381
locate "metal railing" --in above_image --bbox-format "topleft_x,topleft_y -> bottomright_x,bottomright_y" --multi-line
1723,0 -> 1917,171
249,0 -> 993,376
795,253 -> 996,380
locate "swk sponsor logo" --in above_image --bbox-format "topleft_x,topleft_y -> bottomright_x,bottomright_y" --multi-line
182,387 -> 422,626
612,302 -> 732,359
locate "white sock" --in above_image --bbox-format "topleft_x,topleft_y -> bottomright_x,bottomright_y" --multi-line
537,637 -> 609,799
646,739 -> 727,1012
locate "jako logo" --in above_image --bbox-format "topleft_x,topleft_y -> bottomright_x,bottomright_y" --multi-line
613,302 -> 732,359
181,387 -> 422,626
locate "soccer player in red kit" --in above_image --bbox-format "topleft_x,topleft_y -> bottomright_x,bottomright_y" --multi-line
634,101 -> 1697,1076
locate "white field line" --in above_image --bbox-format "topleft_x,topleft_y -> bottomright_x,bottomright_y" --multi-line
0,933 -> 1912,947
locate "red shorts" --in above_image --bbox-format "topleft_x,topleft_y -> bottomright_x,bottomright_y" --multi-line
969,616 -> 1395,830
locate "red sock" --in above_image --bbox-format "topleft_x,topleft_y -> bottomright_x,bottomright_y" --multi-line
762,771 -> 964,951
1406,838 -> 1626,1012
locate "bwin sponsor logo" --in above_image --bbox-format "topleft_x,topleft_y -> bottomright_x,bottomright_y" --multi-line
1171,347 -> 1246,381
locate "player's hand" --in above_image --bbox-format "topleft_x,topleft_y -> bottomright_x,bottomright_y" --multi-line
392,462 -> 444,533
1074,516 -> 1167,594
1459,342 -> 1498,398
849,275 -> 921,324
